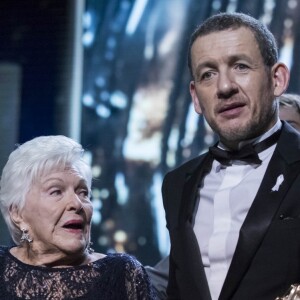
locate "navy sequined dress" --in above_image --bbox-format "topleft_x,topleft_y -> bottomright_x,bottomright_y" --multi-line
0,246 -> 156,299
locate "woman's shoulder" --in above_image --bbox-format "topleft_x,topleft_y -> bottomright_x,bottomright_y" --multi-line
93,252 -> 146,278
103,253 -> 156,299
96,252 -> 143,269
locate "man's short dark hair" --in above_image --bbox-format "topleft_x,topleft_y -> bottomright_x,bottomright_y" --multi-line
188,12 -> 278,78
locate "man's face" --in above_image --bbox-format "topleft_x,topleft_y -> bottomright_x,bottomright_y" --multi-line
189,27 -> 279,149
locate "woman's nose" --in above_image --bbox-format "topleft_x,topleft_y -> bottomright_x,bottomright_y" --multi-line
67,192 -> 83,211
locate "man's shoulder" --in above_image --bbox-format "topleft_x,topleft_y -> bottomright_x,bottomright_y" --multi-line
277,122 -> 300,160
165,153 -> 207,177
161,153 -> 208,189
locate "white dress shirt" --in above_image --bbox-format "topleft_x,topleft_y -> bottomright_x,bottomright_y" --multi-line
193,120 -> 282,300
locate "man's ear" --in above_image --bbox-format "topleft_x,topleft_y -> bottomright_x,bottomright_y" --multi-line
272,63 -> 290,96
190,81 -> 203,114
9,205 -> 23,227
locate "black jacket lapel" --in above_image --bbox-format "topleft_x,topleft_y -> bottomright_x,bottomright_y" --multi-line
180,154 -> 213,225
220,123 -> 300,300
178,154 -> 214,299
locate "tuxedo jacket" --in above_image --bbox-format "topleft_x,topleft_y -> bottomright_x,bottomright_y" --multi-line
162,122 -> 300,300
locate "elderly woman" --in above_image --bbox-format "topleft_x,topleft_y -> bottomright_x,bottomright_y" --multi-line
0,135 -> 155,299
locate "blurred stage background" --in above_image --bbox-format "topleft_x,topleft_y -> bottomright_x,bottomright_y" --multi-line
1,0 -> 300,266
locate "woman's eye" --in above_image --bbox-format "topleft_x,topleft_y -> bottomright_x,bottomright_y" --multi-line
50,189 -> 62,196
78,189 -> 89,197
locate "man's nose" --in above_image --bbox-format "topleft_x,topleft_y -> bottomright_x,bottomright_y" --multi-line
217,70 -> 238,99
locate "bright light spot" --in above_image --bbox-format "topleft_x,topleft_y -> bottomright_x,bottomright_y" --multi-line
168,127 -> 179,150
212,0 -> 221,10
114,230 -> 127,243
98,236 -> 109,246
96,104 -> 111,118
92,165 -> 102,177
226,0 -> 238,13
92,198 -> 102,210
92,188 -> 101,198
279,37 -> 294,70
166,127 -> 179,167
107,248 -> 116,253
82,31 -> 94,47
166,150 -> 175,168
100,189 -> 110,199
95,76 -> 106,88
92,210 -> 101,224
115,172 -> 128,205
144,44 -> 154,60
83,11 -> 92,28
261,0 -> 275,25
150,172 -> 169,256
204,134 -> 214,145
158,30 -> 177,56
265,0 -> 275,10
288,0 -> 297,9
183,148 -> 191,158
126,0 -> 148,35
181,103 -> 199,147
83,151 -> 92,165
284,18 -> 293,29
82,93 -> 94,107
110,90 -> 127,109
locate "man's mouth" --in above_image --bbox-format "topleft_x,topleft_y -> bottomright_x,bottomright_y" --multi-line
219,102 -> 245,113
218,103 -> 246,117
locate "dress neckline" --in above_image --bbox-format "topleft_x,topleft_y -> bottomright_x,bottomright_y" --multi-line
5,245 -> 110,271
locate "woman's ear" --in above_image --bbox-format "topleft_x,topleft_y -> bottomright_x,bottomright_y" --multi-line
9,205 -> 23,227
272,63 -> 290,96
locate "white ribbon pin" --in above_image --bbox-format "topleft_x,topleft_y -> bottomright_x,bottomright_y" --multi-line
271,174 -> 284,192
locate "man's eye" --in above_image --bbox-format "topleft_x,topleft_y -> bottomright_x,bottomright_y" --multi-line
201,72 -> 213,80
236,64 -> 249,71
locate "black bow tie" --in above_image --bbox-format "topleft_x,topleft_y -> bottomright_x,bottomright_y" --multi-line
209,130 -> 281,166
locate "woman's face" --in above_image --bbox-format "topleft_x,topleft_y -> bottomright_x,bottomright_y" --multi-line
19,168 -> 93,257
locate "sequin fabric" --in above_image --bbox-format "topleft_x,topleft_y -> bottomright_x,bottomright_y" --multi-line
0,246 -> 156,299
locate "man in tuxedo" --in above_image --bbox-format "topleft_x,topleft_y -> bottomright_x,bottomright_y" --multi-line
146,92 -> 300,299
162,12 -> 300,300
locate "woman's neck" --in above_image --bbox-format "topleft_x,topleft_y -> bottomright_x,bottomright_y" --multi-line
10,245 -> 93,268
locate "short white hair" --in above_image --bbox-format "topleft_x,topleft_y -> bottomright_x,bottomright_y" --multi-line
279,93 -> 300,114
0,135 -> 92,245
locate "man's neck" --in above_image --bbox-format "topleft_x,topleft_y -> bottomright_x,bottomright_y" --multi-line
219,119 -> 282,151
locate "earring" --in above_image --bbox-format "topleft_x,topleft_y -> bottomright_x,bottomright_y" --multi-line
87,242 -> 94,254
20,228 -> 32,243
